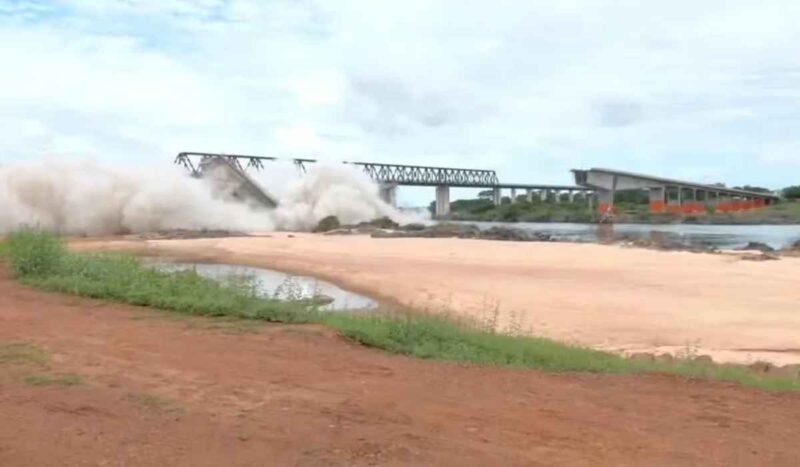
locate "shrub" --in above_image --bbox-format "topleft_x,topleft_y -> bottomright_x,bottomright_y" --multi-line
4,228 -> 65,278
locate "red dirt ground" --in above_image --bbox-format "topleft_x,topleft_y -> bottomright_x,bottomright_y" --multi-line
1,271 -> 799,466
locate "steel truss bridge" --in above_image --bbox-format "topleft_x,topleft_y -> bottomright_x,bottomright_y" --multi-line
175,152 -> 500,187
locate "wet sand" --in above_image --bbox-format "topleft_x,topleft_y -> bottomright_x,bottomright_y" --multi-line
75,233 -> 800,365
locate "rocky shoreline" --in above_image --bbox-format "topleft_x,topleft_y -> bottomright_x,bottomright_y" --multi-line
317,217 -> 800,258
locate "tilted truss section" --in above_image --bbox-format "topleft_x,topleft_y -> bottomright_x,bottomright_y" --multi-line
175,152 -> 277,176
175,152 -> 500,187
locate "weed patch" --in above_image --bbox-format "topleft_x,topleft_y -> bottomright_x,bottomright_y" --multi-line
23,373 -> 83,387
0,341 -> 49,367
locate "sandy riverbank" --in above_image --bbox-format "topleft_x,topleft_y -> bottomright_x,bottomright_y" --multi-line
74,233 -> 800,365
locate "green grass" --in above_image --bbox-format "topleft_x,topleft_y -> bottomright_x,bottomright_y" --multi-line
4,229 -> 315,323
23,373 -> 83,387
3,228 -> 799,391
322,313 -> 800,391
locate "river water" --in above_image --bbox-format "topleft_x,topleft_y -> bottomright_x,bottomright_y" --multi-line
465,222 -> 800,249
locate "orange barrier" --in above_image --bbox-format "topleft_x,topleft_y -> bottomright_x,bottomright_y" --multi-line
649,201 -> 666,213
597,202 -> 617,214
650,199 -> 769,214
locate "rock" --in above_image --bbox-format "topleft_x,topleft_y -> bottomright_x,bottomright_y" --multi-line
741,252 -> 780,261
401,223 -> 427,232
479,226 -> 532,241
629,352 -> 655,363
692,355 -> 714,365
366,216 -> 400,230
617,236 -> 719,254
476,226 -> 554,242
748,361 -> 774,374
428,223 -> 481,238
736,241 -> 775,253
313,216 -> 341,233
370,230 -> 410,239
655,353 -> 675,364
322,228 -> 354,236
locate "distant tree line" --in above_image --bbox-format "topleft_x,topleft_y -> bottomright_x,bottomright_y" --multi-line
784,186 -> 800,200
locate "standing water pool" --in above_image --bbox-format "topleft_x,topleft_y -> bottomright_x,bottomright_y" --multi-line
148,260 -> 378,311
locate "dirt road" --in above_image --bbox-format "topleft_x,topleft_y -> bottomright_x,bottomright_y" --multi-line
1,270 -> 800,466
76,234 -> 800,365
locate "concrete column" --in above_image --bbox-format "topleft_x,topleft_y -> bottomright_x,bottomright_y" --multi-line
568,191 -> 576,203
677,186 -> 683,205
511,188 -> 517,204
649,186 -> 665,212
554,191 -> 562,203
649,187 -> 665,202
435,185 -> 450,217
379,183 -> 397,207
492,187 -> 501,206
526,189 -> 533,202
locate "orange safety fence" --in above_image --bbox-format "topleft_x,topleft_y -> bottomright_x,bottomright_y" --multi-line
649,199 -> 768,214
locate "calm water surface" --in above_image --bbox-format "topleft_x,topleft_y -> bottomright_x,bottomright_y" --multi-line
150,261 -> 377,311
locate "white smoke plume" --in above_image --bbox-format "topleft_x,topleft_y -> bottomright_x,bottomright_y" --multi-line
0,158 -> 412,235
270,163 -> 408,230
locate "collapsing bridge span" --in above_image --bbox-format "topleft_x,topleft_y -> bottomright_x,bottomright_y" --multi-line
174,152 -> 591,216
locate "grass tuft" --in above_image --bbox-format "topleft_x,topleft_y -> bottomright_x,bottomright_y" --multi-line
23,373 -> 83,387
4,228 -> 64,277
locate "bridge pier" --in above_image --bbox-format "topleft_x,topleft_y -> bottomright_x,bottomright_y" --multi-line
492,187 -> 502,206
526,189 -> 533,202
511,188 -> 517,203
379,183 -> 398,207
435,185 -> 451,217
596,188 -> 614,215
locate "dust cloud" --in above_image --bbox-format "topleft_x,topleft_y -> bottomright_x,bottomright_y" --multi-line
0,159 -> 410,235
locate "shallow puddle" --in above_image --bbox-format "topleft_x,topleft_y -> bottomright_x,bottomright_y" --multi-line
148,260 -> 377,311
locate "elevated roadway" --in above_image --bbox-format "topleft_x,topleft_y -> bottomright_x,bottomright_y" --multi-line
573,168 -> 779,215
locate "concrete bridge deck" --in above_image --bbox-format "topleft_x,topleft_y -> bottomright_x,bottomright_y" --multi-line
573,168 -> 779,215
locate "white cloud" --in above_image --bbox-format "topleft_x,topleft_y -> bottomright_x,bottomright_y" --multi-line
2,0 -> 800,201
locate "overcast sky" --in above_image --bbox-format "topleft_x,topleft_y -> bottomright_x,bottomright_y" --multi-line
2,0 -> 799,204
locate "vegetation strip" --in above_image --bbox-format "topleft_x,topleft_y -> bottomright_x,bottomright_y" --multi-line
447,194 -> 800,224
2,228 -> 799,391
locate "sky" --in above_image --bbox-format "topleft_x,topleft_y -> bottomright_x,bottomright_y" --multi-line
1,0 -> 799,205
